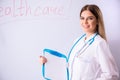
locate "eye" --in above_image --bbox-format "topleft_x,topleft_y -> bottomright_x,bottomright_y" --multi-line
88,17 -> 93,20
80,17 -> 84,20
87,16 -> 95,20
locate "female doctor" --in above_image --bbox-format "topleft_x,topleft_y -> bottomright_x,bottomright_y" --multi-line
40,4 -> 119,80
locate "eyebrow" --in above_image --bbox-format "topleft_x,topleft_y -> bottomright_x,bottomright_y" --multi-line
80,16 -> 95,18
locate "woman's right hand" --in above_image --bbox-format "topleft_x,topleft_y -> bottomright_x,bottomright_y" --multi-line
39,56 -> 47,65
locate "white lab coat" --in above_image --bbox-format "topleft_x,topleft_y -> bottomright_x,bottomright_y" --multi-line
69,33 -> 119,80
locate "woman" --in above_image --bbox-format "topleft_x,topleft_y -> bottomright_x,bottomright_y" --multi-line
40,4 -> 119,80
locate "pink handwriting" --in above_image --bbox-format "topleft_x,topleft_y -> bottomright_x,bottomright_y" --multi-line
0,0 -> 65,18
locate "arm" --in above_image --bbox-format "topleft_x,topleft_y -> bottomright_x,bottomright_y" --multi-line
96,40 -> 119,80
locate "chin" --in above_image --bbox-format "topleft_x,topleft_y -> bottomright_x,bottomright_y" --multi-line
83,29 -> 90,33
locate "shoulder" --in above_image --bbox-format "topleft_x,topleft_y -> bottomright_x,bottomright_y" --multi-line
94,34 -> 108,46
94,34 -> 111,53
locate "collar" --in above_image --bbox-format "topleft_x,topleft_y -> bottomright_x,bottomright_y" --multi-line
84,32 -> 98,43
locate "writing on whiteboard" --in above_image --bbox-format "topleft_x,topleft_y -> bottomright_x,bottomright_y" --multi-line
0,0 -> 72,17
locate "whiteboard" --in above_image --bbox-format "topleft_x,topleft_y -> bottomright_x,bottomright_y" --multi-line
0,0 -> 120,80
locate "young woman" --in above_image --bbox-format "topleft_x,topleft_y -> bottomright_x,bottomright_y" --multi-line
40,4 -> 119,80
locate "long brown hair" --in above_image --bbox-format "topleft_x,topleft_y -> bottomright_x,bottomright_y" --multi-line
80,4 -> 107,40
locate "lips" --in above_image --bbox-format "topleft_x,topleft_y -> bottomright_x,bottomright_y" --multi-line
83,25 -> 90,28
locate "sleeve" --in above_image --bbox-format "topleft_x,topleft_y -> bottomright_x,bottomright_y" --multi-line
96,40 -> 119,80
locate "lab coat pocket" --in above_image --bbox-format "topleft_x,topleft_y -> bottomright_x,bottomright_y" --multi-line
75,56 -> 92,73
77,56 -> 98,79
77,56 -> 92,63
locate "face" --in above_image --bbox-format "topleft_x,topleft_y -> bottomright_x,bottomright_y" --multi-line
80,10 -> 97,35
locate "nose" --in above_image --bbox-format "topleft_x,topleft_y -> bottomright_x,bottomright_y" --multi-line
83,19 -> 88,24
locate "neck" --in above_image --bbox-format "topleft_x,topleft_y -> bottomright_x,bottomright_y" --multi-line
85,32 -> 96,40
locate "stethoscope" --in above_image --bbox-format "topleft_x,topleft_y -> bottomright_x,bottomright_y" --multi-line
41,33 -> 98,80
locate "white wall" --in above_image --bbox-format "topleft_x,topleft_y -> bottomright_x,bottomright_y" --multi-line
0,0 -> 119,80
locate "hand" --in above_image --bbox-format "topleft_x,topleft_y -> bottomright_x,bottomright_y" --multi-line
39,56 -> 47,65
